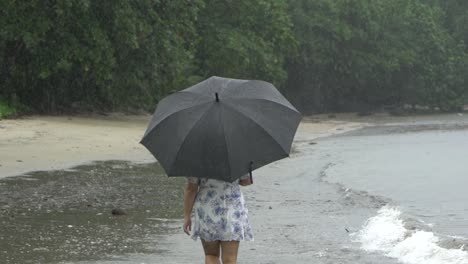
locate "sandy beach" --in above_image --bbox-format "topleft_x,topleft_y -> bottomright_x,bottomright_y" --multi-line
0,114 -> 153,178
0,114 -> 362,179
3,113 -> 467,264
0,113 -> 364,264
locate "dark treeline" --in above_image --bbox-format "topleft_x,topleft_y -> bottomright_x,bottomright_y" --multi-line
1,0 -> 467,114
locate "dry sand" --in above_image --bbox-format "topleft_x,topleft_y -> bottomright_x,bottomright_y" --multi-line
0,114 -> 363,179
0,114 -> 154,178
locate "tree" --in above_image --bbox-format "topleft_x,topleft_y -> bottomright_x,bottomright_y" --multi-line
0,0 -> 203,112
194,0 -> 295,88
285,0 -> 468,113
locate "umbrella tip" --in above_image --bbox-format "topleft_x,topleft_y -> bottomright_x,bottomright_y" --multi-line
215,92 -> 219,102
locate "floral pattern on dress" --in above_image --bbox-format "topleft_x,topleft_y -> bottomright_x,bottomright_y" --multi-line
188,177 -> 254,242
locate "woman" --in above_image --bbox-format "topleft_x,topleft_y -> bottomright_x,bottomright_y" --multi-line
183,175 -> 254,264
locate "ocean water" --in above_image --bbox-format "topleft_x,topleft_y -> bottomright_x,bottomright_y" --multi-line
80,121 -> 468,264
319,124 -> 468,264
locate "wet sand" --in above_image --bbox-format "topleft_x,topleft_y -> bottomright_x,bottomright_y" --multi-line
0,161 -> 190,263
0,113 -> 364,263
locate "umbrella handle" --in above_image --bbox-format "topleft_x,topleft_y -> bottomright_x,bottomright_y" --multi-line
249,161 -> 253,184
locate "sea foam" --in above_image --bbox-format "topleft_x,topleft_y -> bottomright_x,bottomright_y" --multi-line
353,206 -> 468,264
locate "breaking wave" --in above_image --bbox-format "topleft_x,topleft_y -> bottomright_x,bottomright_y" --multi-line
353,206 -> 468,264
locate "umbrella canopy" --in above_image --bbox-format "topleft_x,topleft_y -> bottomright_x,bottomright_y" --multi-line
140,76 -> 302,182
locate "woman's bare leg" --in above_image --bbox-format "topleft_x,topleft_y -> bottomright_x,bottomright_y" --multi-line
220,241 -> 240,264
201,240 -> 221,264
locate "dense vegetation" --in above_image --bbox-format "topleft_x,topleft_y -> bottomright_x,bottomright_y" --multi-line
1,0 -> 467,115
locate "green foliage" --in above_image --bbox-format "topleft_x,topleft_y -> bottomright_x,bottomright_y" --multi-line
0,100 -> 16,119
286,0 -> 468,112
194,0 -> 296,87
0,0 -> 203,112
0,0 -> 467,114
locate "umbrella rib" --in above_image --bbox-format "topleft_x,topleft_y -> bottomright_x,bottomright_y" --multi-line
222,103 -> 290,156
220,106 -> 232,179
141,102 -> 212,141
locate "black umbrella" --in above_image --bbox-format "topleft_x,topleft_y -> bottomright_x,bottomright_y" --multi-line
140,76 -> 302,182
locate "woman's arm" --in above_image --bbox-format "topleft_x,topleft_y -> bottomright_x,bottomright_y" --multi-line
183,182 -> 198,235
239,178 -> 252,186
239,174 -> 252,186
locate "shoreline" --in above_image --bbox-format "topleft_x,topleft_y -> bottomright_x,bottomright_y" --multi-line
1,111 -> 465,179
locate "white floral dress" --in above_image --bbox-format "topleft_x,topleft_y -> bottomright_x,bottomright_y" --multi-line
187,176 -> 254,242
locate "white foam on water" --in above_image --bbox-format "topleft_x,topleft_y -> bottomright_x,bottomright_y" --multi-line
353,206 -> 468,264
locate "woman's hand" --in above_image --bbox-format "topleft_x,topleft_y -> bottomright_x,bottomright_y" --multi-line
239,177 -> 252,186
183,217 -> 192,236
